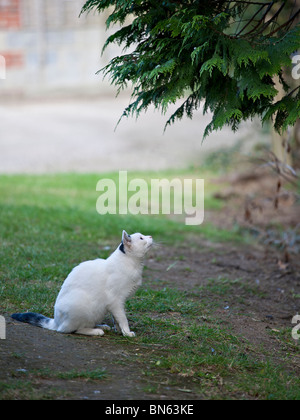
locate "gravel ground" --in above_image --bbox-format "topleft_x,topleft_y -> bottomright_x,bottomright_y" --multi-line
0,95 -> 262,174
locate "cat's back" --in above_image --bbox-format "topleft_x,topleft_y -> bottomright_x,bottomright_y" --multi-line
60,258 -> 107,291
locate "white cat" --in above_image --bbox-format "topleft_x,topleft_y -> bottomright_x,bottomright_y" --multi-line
12,231 -> 153,337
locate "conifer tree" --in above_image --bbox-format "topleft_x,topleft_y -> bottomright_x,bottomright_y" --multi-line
81,1 -> 300,138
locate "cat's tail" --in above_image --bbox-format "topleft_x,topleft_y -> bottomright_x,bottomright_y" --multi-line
11,312 -> 56,331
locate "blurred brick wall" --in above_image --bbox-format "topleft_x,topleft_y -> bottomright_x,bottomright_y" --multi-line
0,0 -> 21,29
2,51 -> 22,67
0,0 -> 23,71
0,0 -> 115,96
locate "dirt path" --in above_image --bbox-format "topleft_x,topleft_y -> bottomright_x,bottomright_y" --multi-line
1,319 -> 149,400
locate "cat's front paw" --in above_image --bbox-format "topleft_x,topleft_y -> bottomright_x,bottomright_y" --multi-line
123,331 -> 136,338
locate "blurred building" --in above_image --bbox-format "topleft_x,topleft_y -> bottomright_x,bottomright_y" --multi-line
0,0 -> 114,97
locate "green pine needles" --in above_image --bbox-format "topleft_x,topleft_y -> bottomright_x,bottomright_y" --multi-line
81,1 -> 300,138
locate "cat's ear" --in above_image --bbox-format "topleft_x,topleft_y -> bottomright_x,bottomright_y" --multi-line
122,230 -> 132,245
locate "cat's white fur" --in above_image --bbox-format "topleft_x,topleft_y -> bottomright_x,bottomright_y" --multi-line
42,231 -> 152,337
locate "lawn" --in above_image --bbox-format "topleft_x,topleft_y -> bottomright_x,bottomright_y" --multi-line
0,170 -> 241,314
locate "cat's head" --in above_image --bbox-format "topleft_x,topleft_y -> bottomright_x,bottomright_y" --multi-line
120,230 -> 153,258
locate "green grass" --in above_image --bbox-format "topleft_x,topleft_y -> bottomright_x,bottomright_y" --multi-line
127,288 -> 300,400
35,367 -> 107,381
0,171 -> 246,315
0,380 -> 54,400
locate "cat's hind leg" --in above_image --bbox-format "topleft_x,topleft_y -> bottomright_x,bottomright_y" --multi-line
95,324 -> 111,331
75,328 -> 105,336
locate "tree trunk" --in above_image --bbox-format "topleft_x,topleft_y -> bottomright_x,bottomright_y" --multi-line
271,75 -> 293,166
